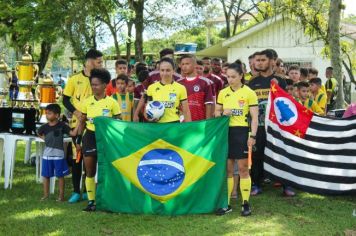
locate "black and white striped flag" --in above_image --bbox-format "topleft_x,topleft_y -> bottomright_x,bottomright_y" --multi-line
264,82 -> 356,195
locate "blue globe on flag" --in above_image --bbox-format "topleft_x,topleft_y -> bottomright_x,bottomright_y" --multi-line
137,149 -> 185,196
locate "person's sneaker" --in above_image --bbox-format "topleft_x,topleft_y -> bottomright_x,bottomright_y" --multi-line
215,206 -> 232,216
283,186 -> 296,197
273,182 -> 282,188
241,201 -> 251,216
82,192 -> 88,200
83,201 -> 96,212
68,192 -> 81,203
250,185 -> 262,196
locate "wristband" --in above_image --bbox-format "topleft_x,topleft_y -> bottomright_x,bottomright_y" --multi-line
76,135 -> 82,145
249,135 -> 256,139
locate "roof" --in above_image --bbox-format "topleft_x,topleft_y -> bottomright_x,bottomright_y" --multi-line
195,42 -> 227,58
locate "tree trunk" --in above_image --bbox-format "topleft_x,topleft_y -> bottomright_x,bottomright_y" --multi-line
126,20 -> 133,62
133,0 -> 144,62
328,0 -> 344,109
38,41 -> 52,73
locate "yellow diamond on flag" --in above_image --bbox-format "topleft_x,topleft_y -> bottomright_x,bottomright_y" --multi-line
112,139 -> 215,202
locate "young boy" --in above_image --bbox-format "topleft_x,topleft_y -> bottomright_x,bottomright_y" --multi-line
285,79 -> 294,96
309,77 -> 327,115
112,74 -> 133,121
126,79 -> 135,94
38,104 -> 78,201
296,81 -> 323,115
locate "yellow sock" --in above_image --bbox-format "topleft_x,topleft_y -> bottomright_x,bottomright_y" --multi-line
227,177 -> 234,205
85,177 -> 96,201
240,177 -> 251,204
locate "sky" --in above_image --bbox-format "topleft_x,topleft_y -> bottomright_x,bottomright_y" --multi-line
344,0 -> 356,16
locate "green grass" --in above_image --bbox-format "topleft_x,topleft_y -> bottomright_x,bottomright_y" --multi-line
0,142 -> 355,236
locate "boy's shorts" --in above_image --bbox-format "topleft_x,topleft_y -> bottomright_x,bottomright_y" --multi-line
42,157 -> 70,178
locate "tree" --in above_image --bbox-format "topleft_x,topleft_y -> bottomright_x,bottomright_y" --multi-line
328,0 -> 344,108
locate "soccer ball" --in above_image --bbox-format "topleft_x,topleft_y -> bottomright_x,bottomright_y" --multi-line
146,101 -> 165,120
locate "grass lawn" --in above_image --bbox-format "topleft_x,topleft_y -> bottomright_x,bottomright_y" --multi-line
0,142 -> 355,236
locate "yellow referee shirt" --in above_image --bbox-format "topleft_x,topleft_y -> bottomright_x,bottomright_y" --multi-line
217,85 -> 258,127
146,81 -> 187,123
82,96 -> 121,131
63,71 -> 92,128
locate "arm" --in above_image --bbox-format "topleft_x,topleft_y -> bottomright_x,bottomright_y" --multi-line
214,103 -> 223,117
248,106 -> 258,147
205,103 -> 213,119
181,100 -> 191,122
133,96 -> 145,122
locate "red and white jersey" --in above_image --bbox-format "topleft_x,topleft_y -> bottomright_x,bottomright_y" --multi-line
177,76 -> 214,121
204,73 -> 224,97
134,83 -> 145,101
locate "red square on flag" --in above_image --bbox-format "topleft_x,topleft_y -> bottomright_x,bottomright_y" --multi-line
268,82 -> 313,138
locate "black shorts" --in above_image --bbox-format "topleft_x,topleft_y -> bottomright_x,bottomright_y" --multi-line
228,126 -> 249,159
82,130 -> 97,157
254,126 -> 266,157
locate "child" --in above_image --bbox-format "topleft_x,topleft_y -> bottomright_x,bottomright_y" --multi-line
112,74 -> 133,121
309,77 -> 327,115
296,81 -> 323,115
38,104 -> 78,201
126,79 -> 135,94
285,79 -> 294,96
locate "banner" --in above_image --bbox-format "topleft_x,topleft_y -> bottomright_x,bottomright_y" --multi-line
265,82 -> 356,195
95,117 -> 229,215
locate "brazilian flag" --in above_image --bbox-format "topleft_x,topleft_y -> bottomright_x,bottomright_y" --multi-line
95,117 -> 229,215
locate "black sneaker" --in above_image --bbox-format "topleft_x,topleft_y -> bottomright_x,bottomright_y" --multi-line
241,201 -> 251,216
215,205 -> 232,216
83,201 -> 96,212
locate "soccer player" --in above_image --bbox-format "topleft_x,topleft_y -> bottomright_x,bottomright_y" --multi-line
201,57 -> 224,100
77,68 -> 121,212
325,66 -> 338,112
177,54 -> 213,121
248,49 -> 296,197
211,58 -> 228,85
296,81 -> 324,115
309,78 -> 327,115
215,63 -> 258,216
62,49 -> 103,203
196,60 -> 205,76
285,79 -> 294,96
112,74 -> 134,121
300,67 -> 309,82
308,67 -> 319,80
133,70 -> 149,121
145,58 -> 191,123
106,59 -> 128,96
275,58 -> 286,76
127,79 -> 135,94
288,64 -> 301,84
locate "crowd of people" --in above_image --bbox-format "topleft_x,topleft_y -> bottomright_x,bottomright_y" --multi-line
38,47 -> 342,216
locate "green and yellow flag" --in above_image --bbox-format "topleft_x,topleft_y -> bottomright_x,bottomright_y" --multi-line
95,117 -> 229,215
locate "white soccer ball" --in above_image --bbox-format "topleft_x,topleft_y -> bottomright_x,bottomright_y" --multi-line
146,101 -> 165,120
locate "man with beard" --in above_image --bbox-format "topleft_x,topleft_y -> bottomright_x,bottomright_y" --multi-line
201,57 -> 224,101
248,49 -> 296,197
211,58 -> 228,86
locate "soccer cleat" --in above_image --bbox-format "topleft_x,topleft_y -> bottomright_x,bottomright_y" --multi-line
83,201 -> 96,212
250,185 -> 262,196
241,201 -> 251,216
215,206 -> 232,216
82,192 -> 88,200
68,192 -> 81,203
283,186 -> 296,197
273,182 -> 282,188
263,178 -> 271,184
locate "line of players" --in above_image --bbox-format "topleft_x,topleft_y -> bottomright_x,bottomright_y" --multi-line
63,48 -> 338,214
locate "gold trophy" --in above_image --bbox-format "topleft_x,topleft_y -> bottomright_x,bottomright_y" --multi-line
36,73 -> 62,123
15,44 -> 38,107
0,54 -> 11,107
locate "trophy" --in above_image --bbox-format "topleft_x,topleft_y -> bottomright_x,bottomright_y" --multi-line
15,44 -> 38,107
36,73 -> 62,123
0,54 -> 11,107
